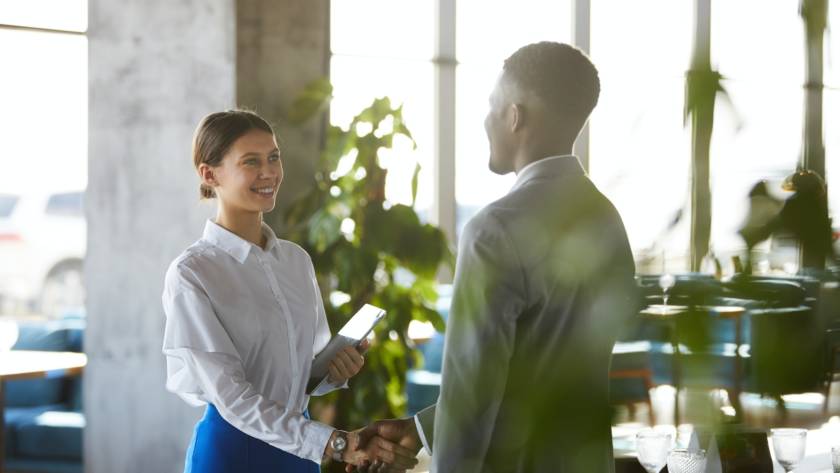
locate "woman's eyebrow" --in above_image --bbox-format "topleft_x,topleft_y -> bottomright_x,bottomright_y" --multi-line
238,148 -> 280,160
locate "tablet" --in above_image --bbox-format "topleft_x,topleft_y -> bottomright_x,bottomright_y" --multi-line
306,304 -> 386,394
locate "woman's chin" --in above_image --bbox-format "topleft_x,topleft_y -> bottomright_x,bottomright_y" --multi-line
245,194 -> 277,213
257,199 -> 277,213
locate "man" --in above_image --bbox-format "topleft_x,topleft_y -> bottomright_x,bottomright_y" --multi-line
357,41 -> 636,473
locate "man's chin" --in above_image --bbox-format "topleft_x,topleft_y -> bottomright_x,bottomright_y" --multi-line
488,158 -> 511,176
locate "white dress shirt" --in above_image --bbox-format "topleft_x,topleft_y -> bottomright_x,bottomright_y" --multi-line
162,220 -> 341,463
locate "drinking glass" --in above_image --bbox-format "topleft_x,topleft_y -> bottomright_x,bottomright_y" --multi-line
635,429 -> 672,473
659,273 -> 676,306
829,445 -> 839,473
770,428 -> 807,472
666,448 -> 706,473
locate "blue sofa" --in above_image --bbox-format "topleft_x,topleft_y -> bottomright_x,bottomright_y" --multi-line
405,287 -> 450,415
4,319 -> 84,473
409,276 -> 828,422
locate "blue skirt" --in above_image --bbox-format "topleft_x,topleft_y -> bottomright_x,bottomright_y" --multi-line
184,404 -> 321,473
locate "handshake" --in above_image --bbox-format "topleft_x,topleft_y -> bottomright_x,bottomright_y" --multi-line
329,417 -> 423,473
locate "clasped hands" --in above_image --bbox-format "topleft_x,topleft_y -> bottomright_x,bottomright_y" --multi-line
325,341 -> 422,472
331,418 -> 422,473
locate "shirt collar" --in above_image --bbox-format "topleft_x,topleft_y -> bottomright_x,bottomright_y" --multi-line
202,219 -> 279,264
511,155 -> 584,192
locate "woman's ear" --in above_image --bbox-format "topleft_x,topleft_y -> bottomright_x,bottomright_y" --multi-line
198,163 -> 218,188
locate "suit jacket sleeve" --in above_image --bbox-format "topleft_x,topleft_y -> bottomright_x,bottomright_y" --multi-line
414,404 -> 436,454
432,211 -> 526,473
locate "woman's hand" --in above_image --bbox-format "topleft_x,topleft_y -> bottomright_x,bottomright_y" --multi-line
327,339 -> 370,384
344,418 -> 422,473
341,428 -> 419,472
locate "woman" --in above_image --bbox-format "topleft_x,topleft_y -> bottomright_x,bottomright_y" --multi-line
162,110 -> 417,472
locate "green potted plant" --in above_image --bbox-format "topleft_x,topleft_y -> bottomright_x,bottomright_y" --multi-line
284,79 -> 453,460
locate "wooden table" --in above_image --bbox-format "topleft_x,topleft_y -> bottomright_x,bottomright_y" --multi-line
639,304 -> 689,424
704,305 -> 748,417
638,305 -> 747,423
0,351 -> 87,473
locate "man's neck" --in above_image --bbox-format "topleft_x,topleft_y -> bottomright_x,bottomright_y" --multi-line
513,148 -> 573,174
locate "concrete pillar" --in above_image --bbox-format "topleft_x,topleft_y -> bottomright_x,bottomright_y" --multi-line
236,0 -> 330,232
86,1 -> 329,471
86,1 -> 235,471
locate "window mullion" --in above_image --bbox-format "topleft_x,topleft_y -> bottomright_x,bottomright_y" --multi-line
434,0 -> 457,281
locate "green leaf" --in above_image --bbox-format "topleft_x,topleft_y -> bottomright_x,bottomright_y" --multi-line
356,97 -> 394,128
683,68 -> 723,125
413,304 -> 446,333
307,209 -> 342,252
394,121 -> 415,145
288,78 -> 333,125
322,125 -> 356,172
411,162 -> 421,207
411,278 -> 438,303
284,188 -> 322,231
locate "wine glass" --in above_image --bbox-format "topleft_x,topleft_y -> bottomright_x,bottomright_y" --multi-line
635,429 -> 672,473
666,448 -> 707,473
770,428 -> 807,472
659,273 -> 676,307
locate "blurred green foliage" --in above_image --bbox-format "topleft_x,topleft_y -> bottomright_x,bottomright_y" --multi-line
684,23 -> 732,272
285,78 -> 453,433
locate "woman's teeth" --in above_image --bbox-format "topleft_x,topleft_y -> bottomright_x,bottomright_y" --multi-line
253,187 -> 274,195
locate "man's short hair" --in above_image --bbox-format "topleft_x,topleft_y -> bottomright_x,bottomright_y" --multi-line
503,42 -> 600,123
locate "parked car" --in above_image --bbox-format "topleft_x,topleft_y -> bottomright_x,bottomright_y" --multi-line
0,191 -> 85,317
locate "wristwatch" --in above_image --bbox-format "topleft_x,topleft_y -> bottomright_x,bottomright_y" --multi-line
330,431 -> 348,461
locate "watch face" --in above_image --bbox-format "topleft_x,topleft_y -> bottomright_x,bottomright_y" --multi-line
333,435 -> 347,451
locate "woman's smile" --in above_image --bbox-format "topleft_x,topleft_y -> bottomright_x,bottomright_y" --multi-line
250,184 -> 277,198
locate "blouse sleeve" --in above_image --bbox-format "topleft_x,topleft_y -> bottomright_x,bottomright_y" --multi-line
307,256 -> 348,396
161,263 -> 334,463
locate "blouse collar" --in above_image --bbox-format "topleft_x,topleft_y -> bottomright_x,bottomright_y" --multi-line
202,219 -> 278,263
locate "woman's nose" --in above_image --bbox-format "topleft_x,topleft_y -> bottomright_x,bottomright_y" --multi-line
259,163 -> 278,178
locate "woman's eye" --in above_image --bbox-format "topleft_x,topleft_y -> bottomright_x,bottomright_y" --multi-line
269,155 -> 280,162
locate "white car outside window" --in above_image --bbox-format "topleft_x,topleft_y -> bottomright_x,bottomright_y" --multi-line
0,191 -> 85,317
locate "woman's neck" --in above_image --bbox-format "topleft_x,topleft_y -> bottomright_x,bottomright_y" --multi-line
215,205 -> 266,249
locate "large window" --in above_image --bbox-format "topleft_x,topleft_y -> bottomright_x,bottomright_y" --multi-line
330,0 -> 435,217
824,2 -> 840,221
588,0 -> 693,271
455,0 -> 572,234
330,0 -> 839,274
708,0 -> 804,269
0,1 -> 87,318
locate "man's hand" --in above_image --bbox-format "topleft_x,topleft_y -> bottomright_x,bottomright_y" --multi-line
339,428 -> 419,472
345,418 -> 422,473
328,339 -> 370,384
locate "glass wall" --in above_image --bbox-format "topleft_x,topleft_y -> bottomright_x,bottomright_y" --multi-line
329,0 -> 840,274
589,0 -> 693,272
330,0 -> 435,217
454,0 -> 572,235
0,0 -> 87,318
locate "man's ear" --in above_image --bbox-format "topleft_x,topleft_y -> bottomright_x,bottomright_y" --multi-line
510,103 -> 524,132
198,163 -> 218,188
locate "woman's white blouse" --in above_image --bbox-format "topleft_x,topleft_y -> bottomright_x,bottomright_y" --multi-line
162,220 -> 339,463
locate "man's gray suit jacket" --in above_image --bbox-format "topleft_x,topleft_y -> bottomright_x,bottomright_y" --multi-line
416,155 -> 637,473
